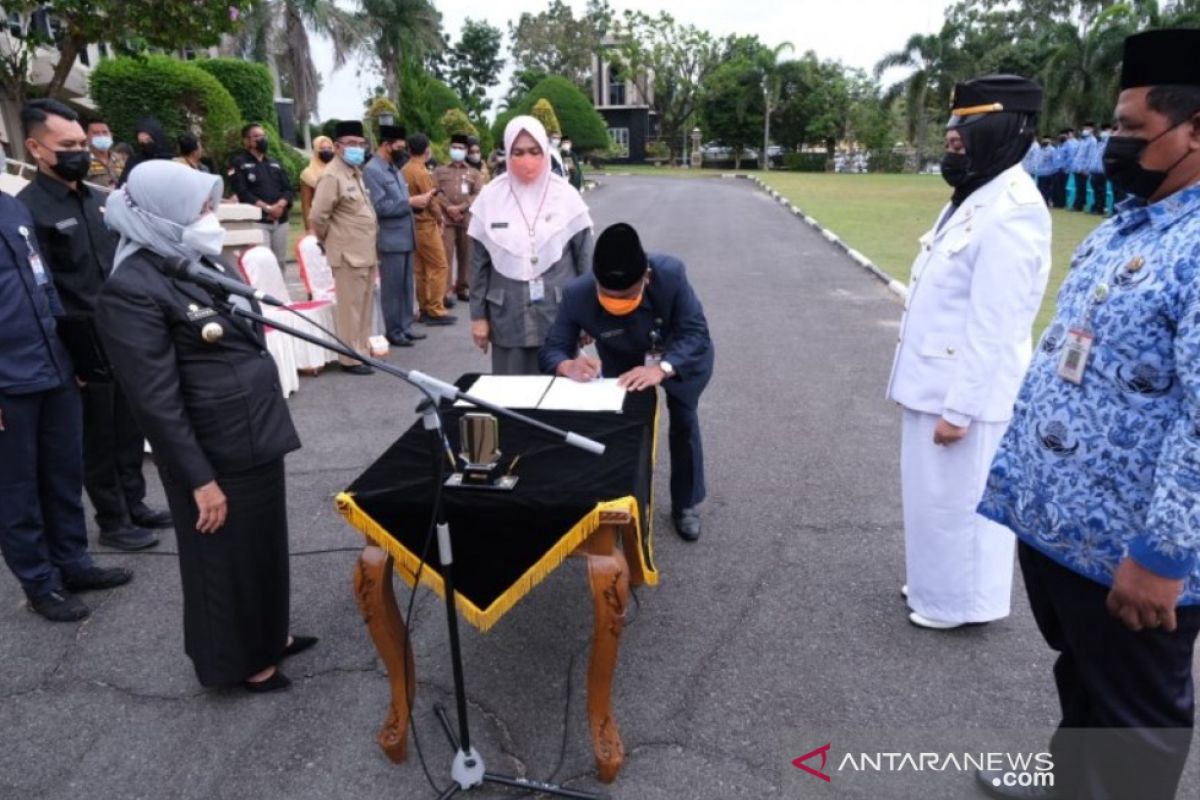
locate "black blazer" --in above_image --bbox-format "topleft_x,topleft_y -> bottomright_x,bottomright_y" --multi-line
95,249 -> 301,489
539,253 -> 714,408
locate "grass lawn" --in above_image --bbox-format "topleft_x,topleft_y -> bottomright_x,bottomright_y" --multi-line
593,167 -> 1104,332
752,172 -> 1106,335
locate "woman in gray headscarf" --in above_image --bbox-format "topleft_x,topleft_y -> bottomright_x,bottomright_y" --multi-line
96,160 -> 314,692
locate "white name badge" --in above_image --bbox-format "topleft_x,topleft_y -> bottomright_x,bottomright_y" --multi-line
1057,328 -> 1093,385
529,277 -> 545,303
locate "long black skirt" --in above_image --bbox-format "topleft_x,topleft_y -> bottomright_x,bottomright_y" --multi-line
162,459 -> 290,688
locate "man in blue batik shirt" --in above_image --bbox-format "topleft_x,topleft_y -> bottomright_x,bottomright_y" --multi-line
1052,129 -> 1075,208
976,28 -> 1200,800
1088,123 -> 1114,215
1034,137 -> 1057,205
1069,122 -> 1098,211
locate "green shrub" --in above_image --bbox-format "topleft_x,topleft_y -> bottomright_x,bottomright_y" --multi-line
397,69 -> 465,143
866,149 -> 908,174
492,76 -> 608,151
783,152 -> 828,172
194,59 -> 276,129
440,108 -> 478,139
90,55 -> 242,169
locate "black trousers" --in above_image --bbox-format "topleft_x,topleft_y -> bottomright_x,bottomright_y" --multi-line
1036,175 -> 1054,205
666,394 -> 705,513
81,381 -> 148,531
1071,172 -> 1090,210
1052,173 -> 1068,208
0,385 -> 92,597
1019,543 -> 1200,800
1088,173 -> 1108,214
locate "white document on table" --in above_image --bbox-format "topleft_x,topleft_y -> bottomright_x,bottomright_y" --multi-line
454,375 -> 554,408
537,377 -> 627,412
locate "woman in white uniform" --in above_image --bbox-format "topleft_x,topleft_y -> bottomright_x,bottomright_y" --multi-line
885,75 -> 1052,629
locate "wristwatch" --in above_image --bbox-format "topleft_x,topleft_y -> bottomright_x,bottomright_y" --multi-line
659,360 -> 675,378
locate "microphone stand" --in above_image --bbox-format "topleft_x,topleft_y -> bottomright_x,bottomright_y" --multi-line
212,299 -> 608,800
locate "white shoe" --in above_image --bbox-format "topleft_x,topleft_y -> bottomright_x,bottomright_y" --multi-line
900,584 -> 908,599
908,611 -> 963,630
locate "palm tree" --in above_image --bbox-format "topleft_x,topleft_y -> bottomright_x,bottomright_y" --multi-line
357,0 -> 444,103
758,41 -> 794,171
228,0 -> 366,148
1036,3 -> 1137,129
874,31 -> 963,165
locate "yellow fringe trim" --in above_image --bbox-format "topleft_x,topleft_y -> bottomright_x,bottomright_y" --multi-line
336,491 -> 658,633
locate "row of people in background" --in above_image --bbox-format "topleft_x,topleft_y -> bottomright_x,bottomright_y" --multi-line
1022,122 -> 1126,214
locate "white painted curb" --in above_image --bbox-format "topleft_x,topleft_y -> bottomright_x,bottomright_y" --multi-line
738,174 -> 907,302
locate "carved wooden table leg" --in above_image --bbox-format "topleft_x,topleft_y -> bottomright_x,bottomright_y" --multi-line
353,546 -> 416,764
581,523 -> 631,783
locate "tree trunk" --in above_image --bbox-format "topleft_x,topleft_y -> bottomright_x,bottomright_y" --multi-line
45,33 -> 85,99
1,89 -> 27,161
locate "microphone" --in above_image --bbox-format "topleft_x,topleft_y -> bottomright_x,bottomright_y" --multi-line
159,256 -> 285,307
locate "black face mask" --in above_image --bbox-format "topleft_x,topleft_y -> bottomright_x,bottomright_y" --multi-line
940,151 -> 971,188
252,137 -> 269,154
51,150 -> 92,182
139,140 -> 157,156
1103,122 -> 1190,200
317,150 -> 335,163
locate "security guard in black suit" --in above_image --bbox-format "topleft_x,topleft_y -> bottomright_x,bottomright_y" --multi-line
227,122 -> 294,267
17,98 -> 168,551
0,191 -> 132,622
540,223 -> 715,541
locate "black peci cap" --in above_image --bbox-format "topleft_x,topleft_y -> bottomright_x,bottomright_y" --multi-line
1120,29 -> 1200,89
948,74 -> 1043,128
593,223 -> 648,291
334,120 -> 365,139
450,133 -> 470,146
379,124 -> 406,142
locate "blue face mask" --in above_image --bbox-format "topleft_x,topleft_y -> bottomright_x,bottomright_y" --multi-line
91,135 -> 113,152
449,147 -> 466,163
343,146 -> 365,167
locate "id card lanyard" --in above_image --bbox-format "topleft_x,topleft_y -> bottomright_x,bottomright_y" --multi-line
1058,281 -> 1109,385
18,225 -> 48,286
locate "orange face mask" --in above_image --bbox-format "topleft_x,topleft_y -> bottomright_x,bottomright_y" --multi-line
598,289 -> 643,316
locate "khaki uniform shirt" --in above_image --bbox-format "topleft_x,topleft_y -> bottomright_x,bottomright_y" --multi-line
433,162 -> 484,227
310,156 -> 378,269
401,158 -> 444,230
87,151 -> 126,189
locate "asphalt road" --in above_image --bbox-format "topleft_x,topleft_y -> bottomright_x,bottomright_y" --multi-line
1,175 -> 1196,800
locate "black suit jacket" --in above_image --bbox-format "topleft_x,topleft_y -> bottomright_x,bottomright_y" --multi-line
95,249 -> 301,489
539,253 -> 714,409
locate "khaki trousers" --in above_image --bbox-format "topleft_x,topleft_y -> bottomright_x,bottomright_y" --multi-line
441,223 -> 472,295
332,262 -> 377,365
414,224 -> 449,317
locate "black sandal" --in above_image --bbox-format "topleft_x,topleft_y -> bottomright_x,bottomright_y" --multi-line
282,635 -> 318,658
243,668 -> 291,693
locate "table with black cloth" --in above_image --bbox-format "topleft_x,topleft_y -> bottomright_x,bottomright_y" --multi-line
337,374 -> 660,783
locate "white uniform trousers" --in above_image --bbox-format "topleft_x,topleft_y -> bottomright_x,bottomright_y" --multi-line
901,409 -> 1014,624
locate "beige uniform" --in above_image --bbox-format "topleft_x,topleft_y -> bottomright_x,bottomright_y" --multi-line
433,161 -> 484,297
311,157 -> 379,365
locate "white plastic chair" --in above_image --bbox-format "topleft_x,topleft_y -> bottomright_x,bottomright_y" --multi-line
296,233 -> 384,337
238,246 -> 338,375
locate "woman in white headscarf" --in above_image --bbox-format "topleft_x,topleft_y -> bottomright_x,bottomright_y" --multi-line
468,116 -> 593,375
96,160 -> 313,692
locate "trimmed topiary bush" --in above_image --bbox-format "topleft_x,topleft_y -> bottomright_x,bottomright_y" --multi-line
194,58 -> 277,130
530,99 -> 561,137
90,55 -> 241,169
440,108 -> 478,139
492,76 -> 608,151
